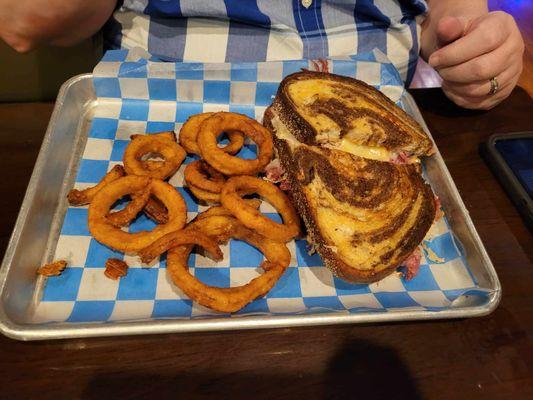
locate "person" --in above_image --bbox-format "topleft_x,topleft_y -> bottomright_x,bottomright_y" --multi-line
0,0 -> 524,110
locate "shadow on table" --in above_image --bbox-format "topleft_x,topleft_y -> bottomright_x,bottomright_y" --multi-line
323,339 -> 422,400
81,339 -> 421,400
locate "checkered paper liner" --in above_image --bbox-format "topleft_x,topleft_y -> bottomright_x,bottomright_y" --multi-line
34,49 -> 485,323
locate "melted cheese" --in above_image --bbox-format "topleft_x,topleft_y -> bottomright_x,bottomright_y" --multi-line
332,140 -> 391,162
271,115 -> 301,149
273,112 -> 392,162
288,80 -> 337,105
330,138 -> 421,164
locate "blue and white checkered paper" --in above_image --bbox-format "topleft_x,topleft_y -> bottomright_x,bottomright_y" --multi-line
34,49 -> 483,323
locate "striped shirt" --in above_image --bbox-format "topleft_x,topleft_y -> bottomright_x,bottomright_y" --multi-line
104,0 -> 427,84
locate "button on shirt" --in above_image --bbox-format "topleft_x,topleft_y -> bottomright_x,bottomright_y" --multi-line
104,0 -> 427,84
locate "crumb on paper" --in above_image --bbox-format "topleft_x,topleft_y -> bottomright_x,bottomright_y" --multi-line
37,260 -> 67,277
104,258 -> 129,280
421,242 -> 445,264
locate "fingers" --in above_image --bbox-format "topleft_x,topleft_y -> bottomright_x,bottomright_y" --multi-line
429,11 -> 512,69
442,72 -> 519,110
436,37 -> 521,83
435,16 -> 468,48
431,11 -> 524,110
441,62 -> 522,98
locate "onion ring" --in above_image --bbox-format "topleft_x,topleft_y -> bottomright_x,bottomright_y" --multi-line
189,215 -> 240,243
194,199 -> 262,222
110,190 -> 170,225
190,215 -> 290,267
190,215 -> 291,262
138,228 -> 223,264
106,184 -> 152,227
88,176 -> 187,253
188,184 -> 221,204
197,112 -> 274,176
184,160 -> 226,193
132,132 -> 178,174
142,160 -> 165,172
221,176 -> 300,242
67,165 -> 125,206
123,135 -> 186,180
142,196 -> 169,224
179,112 -> 244,155
167,215 -> 290,312
131,131 -> 176,142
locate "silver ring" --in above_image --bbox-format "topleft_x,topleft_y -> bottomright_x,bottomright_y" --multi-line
488,77 -> 499,96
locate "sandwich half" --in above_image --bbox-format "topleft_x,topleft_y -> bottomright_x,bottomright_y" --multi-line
264,72 -> 436,283
270,70 -> 434,163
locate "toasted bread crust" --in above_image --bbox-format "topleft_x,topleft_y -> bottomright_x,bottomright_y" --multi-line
272,86 -> 318,146
264,107 -> 436,283
272,71 -> 434,156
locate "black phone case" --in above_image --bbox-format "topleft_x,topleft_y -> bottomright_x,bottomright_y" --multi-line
480,132 -> 533,233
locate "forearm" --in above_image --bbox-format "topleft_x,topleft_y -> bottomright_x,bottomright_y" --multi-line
421,0 -> 488,60
0,0 -> 116,52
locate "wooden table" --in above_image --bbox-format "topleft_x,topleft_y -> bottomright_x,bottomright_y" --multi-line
0,88 -> 532,400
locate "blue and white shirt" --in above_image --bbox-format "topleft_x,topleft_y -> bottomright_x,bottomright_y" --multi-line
104,0 -> 427,84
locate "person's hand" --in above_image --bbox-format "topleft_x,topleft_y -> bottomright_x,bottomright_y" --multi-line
429,11 -> 524,110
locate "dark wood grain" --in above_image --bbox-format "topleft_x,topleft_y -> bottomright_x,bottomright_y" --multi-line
0,89 -> 532,400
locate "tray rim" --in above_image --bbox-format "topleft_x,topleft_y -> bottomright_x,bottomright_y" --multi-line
0,73 -> 501,341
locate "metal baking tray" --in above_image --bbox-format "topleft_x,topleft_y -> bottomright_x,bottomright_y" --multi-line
0,74 -> 501,340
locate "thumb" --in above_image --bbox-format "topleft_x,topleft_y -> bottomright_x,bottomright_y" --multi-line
435,16 -> 468,48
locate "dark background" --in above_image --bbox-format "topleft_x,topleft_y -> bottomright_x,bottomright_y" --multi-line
0,1 -> 532,399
